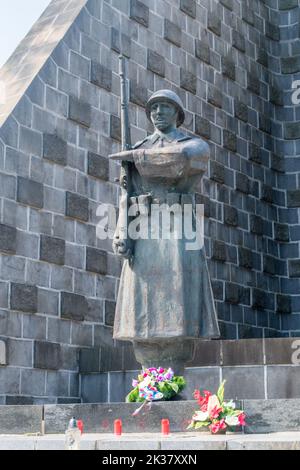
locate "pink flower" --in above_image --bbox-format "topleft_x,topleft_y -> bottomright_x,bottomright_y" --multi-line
158,367 -> 164,374
132,379 -> 139,387
209,406 -> 223,420
209,419 -> 227,434
238,413 -> 246,426
143,373 -> 148,378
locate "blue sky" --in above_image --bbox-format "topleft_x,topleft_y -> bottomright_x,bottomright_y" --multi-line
0,0 -> 50,68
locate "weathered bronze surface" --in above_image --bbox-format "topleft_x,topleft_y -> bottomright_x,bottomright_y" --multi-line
110,89 -> 220,374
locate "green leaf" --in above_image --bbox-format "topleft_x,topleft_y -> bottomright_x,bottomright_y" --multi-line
217,380 -> 226,404
187,423 -> 195,430
194,421 -> 210,429
169,382 -> 179,393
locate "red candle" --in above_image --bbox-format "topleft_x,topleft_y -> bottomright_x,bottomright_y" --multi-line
161,419 -> 170,436
77,420 -> 84,434
114,419 -> 122,436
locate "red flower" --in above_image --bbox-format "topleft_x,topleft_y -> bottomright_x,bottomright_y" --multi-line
209,406 -> 223,420
209,419 -> 227,434
238,413 -> 246,426
193,389 -> 212,410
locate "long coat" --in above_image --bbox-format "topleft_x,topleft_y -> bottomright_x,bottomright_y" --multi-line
113,130 -> 220,341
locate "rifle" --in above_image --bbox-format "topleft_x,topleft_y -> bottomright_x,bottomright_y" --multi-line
114,56 -> 134,262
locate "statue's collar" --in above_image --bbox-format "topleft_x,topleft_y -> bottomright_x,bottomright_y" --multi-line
150,129 -> 184,144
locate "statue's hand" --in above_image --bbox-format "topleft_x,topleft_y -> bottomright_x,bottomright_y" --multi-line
113,236 -> 132,260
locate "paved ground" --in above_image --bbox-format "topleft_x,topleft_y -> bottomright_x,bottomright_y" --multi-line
1,432 -> 300,450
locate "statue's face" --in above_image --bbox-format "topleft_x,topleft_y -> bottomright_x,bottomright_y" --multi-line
150,100 -> 178,132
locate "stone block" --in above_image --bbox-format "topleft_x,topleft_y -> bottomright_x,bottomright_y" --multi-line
223,366 -> 265,399
66,191 -> 89,222
207,12 -> 221,36
195,40 -> 210,64
277,294 -> 292,314
271,154 -> 284,173
0,224 -> 17,254
19,127 -> 42,157
111,28 -> 131,58
225,283 -> 241,305
279,0 -> 298,9
236,173 -> 250,193
223,130 -> 237,152
195,116 -> 210,139
250,215 -> 263,235
86,247 -> 107,275
181,367 -> 220,400
104,300 -> 116,327
252,289 -> 268,310
289,260 -> 300,277
180,69 -> 197,94
222,339 -> 263,366
257,48 -> 268,67
234,100 -> 248,122
100,345 -> 123,371
79,348 -> 100,373
212,240 -> 227,263
90,61 -> 112,91
265,338 -> 299,365
224,205 -> 238,226
247,73 -> 260,95
261,184 -> 273,203
239,247 -> 253,269
270,86 -> 283,106
10,283 -> 37,313
88,152 -> 109,181
249,143 -> 262,164
110,114 -> 121,142
287,190 -> 300,207
222,56 -> 236,81
70,51 -> 90,81
180,0 -> 196,18
243,399 -> 300,434
7,338 -> 32,367
147,50 -> 165,77
46,87 -> 68,117
208,86 -> 222,108
34,341 -> 61,370
68,96 -> 91,128
164,19 -> 181,47
61,291 -> 87,322
37,289 -> 59,316
130,81 -> 148,108
0,340 -> 6,365
17,177 -> 44,209
220,0 -> 233,9
122,345 -> 140,370
40,235 -> 65,266
130,0 -> 149,28
210,161 -> 225,184
232,30 -> 245,52
187,340 -> 221,367
80,374 -> 108,403
281,57 -> 300,74
265,21 -> 280,41
43,134 -> 67,166
267,366 -> 300,398
0,405 -> 43,434
285,122 -> 300,140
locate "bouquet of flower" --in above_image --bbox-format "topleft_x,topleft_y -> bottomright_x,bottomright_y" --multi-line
187,381 -> 246,434
126,367 -> 186,405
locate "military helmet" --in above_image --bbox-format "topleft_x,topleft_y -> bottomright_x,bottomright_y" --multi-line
146,90 -> 185,127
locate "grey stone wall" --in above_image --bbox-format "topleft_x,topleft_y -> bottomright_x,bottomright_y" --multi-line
0,0 -> 299,403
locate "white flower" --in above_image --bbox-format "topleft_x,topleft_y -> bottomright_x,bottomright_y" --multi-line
193,411 -> 209,422
225,415 -> 239,427
207,395 -> 221,415
224,401 -> 236,409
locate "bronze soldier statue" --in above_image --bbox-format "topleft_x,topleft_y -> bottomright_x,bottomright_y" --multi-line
110,87 -> 220,375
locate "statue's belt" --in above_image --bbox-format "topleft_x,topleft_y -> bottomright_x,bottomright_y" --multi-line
129,193 -> 195,215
